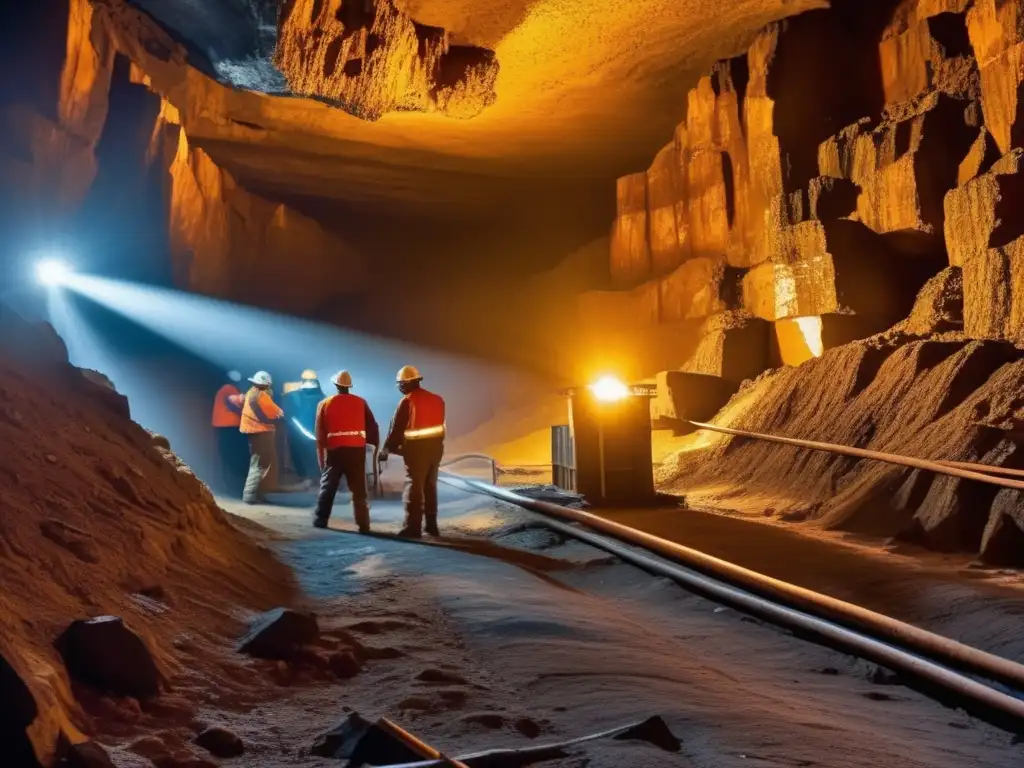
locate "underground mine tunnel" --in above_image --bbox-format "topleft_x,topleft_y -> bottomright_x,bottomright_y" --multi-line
5,0 -> 1024,765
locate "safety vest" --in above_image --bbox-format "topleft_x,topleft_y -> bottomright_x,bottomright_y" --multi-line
211,384 -> 242,428
318,394 -> 367,449
240,388 -> 282,434
404,388 -> 446,441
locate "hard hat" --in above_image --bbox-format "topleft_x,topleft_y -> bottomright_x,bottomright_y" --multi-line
249,371 -> 272,387
397,365 -> 422,383
301,369 -> 318,381
333,370 -> 353,388
227,370 -> 241,382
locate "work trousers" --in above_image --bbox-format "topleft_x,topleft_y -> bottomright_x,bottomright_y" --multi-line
215,426 -> 249,497
401,440 -> 443,536
243,431 -> 279,503
315,447 -> 370,530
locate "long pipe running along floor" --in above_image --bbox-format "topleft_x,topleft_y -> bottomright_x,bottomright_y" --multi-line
434,470 -> 1024,736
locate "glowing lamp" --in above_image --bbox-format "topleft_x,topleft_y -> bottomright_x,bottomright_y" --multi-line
588,375 -> 629,402
36,259 -> 73,287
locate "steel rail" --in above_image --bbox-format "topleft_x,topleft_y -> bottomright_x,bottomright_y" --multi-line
438,471 -> 1024,733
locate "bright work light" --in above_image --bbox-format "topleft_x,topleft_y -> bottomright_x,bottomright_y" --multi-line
589,375 -> 629,402
36,259 -> 74,287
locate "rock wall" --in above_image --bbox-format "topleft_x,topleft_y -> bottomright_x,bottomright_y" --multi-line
16,0 -> 369,312
167,123 -> 366,313
591,0 -> 1024,390
276,0 -> 499,120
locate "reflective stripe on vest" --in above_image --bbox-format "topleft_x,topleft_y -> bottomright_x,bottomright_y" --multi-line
321,394 -> 367,448
211,384 -> 241,428
404,388 -> 446,441
240,389 -> 278,434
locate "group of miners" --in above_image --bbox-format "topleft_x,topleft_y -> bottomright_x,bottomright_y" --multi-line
210,365 -> 446,539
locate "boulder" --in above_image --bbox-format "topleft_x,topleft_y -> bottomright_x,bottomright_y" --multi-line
651,371 -> 739,427
194,727 -> 244,759
55,616 -> 160,699
57,741 -> 115,767
681,312 -> 771,383
328,650 -> 362,680
0,304 -> 70,369
311,712 -> 424,763
237,608 -> 319,660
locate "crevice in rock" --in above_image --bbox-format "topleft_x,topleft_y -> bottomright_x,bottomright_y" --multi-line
721,151 -> 736,229
927,11 -> 973,59
0,653 -> 40,767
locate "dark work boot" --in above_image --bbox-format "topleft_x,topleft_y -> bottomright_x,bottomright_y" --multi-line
313,517 -> 329,529
397,527 -> 422,539
354,506 -> 371,534
425,516 -> 440,537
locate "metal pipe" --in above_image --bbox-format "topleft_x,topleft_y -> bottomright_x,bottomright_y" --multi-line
686,420 -> 1024,491
440,453 -> 498,485
439,472 -> 1024,696
441,473 -> 1024,733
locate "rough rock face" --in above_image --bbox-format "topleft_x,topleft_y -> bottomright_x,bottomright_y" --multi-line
595,0 -> 1024,396
0,319 -> 290,763
168,129 -> 366,312
276,0 -> 499,120
660,334 -> 1024,562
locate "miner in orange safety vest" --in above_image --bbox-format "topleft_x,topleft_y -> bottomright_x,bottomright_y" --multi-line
240,370 -> 286,504
381,365 -> 446,538
210,370 -> 247,495
313,370 -> 380,531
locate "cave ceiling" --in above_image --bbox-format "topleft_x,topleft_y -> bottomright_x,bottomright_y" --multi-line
129,0 -> 826,267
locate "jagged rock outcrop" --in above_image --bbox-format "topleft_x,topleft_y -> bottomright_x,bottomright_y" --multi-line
597,0 -> 1023,392
168,128 -> 366,312
275,0 -> 499,120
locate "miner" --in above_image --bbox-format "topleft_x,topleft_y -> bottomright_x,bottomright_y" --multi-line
210,370 -> 247,496
380,365 -> 446,538
240,370 -> 286,504
313,371 -> 379,531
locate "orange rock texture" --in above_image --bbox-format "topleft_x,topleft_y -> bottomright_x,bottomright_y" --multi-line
47,0 -> 368,312
597,0 -> 1024,387
276,0 -> 499,120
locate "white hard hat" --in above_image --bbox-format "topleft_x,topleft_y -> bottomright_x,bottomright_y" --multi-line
301,368 -> 318,381
397,365 -> 422,383
333,370 -> 353,388
249,371 -> 272,387
227,370 -> 241,382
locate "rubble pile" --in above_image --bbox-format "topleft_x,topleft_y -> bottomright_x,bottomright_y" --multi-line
0,311 -> 291,765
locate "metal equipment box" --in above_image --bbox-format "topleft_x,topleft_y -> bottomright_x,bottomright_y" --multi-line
552,382 -> 656,505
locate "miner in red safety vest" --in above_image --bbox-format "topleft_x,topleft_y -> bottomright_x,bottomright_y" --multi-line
380,365 -> 446,538
210,370 -> 247,496
240,370 -> 286,504
313,370 -> 379,531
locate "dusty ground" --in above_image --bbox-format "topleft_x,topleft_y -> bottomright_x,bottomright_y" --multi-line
158,477 -> 1024,768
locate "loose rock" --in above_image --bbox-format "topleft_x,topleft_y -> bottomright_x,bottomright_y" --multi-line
311,712 -> 425,763
57,741 -> 116,767
237,608 -> 319,660
328,650 -> 361,679
194,726 -> 244,758
55,616 -> 160,698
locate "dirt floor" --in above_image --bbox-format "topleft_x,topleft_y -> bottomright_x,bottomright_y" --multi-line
159,478 -> 1024,768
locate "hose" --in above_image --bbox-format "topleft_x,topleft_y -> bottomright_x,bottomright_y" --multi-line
439,472 -> 1024,699
440,473 -> 1024,732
